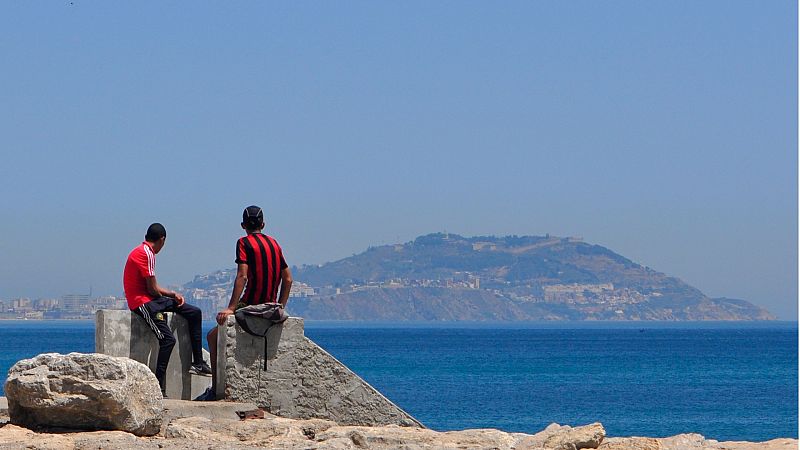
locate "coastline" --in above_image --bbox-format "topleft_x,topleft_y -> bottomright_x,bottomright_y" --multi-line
1,323 -> 795,441
0,398 -> 796,450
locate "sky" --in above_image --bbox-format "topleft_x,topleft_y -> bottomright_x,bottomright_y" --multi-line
0,2 -> 796,319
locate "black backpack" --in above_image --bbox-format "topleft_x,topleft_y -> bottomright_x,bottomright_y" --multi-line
234,303 -> 288,370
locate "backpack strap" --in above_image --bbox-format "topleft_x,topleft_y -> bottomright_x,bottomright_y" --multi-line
264,334 -> 269,372
234,303 -> 288,371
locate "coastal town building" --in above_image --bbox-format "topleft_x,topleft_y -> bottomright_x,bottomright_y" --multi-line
289,281 -> 315,297
61,294 -> 90,311
0,295 -> 126,320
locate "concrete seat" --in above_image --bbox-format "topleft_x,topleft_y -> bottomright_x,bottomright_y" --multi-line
95,310 -> 211,400
95,310 -> 420,426
214,316 -> 422,427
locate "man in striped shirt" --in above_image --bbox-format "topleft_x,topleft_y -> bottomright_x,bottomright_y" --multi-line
123,223 -> 211,397
203,206 -> 293,399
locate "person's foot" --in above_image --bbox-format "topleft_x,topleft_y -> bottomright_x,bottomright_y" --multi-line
194,386 -> 215,401
158,376 -> 167,398
189,361 -> 212,376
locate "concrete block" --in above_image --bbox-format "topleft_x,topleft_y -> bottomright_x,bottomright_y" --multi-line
95,310 -> 210,400
215,316 -> 422,427
162,399 -> 260,421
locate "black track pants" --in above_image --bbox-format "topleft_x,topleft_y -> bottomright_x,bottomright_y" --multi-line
132,297 -> 204,391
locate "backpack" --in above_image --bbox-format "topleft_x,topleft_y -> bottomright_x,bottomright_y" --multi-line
234,303 -> 288,370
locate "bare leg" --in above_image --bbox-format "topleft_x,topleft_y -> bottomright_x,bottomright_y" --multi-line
207,327 -> 219,392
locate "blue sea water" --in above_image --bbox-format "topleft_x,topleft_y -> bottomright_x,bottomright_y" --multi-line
0,320 -> 796,441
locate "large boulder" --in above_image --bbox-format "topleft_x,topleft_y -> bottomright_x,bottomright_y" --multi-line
4,352 -> 163,436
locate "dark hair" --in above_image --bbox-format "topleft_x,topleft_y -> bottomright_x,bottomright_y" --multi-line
145,223 -> 167,242
242,206 -> 264,231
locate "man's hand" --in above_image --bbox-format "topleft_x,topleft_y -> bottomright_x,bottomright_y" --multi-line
174,293 -> 185,307
216,308 -> 235,326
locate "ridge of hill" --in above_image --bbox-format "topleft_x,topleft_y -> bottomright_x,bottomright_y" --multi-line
183,233 -> 774,321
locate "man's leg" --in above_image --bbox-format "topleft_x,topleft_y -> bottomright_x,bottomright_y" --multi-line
171,302 -> 204,366
133,298 -> 176,396
207,327 -> 218,392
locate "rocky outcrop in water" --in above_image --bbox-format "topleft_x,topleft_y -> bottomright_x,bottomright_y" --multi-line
4,353 -> 163,436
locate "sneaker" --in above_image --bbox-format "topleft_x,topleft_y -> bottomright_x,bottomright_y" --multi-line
194,386 -> 215,401
189,362 -> 212,376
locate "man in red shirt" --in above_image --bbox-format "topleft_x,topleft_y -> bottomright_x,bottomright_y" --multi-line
200,206 -> 293,400
123,223 -> 211,397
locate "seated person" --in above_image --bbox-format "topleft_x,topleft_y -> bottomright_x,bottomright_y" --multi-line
200,206 -> 292,400
123,223 -> 211,397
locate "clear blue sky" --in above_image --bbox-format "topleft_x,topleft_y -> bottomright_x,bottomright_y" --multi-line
0,2 -> 796,319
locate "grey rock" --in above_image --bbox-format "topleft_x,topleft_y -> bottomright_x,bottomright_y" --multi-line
516,422 -> 606,449
162,399 -> 259,421
0,417 -> 796,450
658,433 -> 709,449
4,352 -> 163,436
72,431 -> 144,450
599,437 -> 663,449
600,434 -> 800,450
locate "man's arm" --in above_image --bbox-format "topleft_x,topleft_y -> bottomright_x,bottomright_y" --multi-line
277,267 -> 293,308
145,276 -> 185,306
216,263 -> 248,325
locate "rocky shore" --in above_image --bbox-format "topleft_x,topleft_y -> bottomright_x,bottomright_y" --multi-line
4,347 -> 795,450
0,397 -> 795,450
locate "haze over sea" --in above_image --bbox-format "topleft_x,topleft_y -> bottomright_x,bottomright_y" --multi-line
0,320 -> 795,442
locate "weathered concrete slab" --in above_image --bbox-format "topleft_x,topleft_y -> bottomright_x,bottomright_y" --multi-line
162,399 -> 260,421
216,316 -> 422,427
96,310 -> 210,400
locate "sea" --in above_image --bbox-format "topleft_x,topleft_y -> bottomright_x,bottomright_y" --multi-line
0,320 -> 796,442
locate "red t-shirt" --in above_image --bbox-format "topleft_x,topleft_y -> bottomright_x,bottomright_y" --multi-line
123,242 -> 156,310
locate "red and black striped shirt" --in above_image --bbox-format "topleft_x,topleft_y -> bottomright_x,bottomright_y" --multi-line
236,233 -> 288,305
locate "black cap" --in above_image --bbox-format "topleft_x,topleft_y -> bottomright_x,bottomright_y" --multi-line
243,205 -> 264,227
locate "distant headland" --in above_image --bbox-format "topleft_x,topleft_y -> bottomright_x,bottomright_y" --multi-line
183,233 -> 775,321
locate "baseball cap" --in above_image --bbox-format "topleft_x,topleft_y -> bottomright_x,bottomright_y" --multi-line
243,205 -> 264,226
